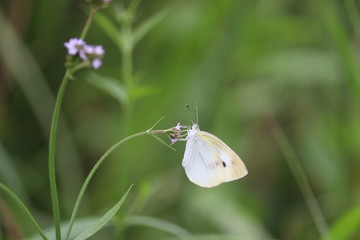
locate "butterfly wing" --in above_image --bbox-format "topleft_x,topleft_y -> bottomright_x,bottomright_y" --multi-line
182,131 -> 247,188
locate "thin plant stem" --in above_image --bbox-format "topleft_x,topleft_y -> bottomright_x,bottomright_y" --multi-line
0,183 -> 48,240
80,6 -> 98,40
64,130 -> 164,240
122,46 -> 133,90
314,0 -> 360,102
344,0 -> 360,38
48,69 -> 73,240
118,6 -> 136,197
49,6 -> 97,239
268,113 -> 332,240
119,0 -> 138,92
121,23 -> 134,91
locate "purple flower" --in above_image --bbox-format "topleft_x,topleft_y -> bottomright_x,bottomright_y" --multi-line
64,38 -> 85,55
94,45 -> 105,55
84,45 -> 95,54
173,123 -> 181,131
91,58 -> 102,69
168,123 -> 183,145
79,50 -> 87,61
84,45 -> 105,56
64,38 -> 105,70
170,138 -> 178,145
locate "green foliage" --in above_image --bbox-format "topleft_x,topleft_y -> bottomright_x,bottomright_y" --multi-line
329,205 -> 360,240
1,0 -> 360,239
0,183 -> 48,240
74,185 -> 132,240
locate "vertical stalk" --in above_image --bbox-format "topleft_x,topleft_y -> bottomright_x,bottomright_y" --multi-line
268,114 -> 332,240
48,69 -> 72,240
118,10 -> 136,195
48,6 -> 97,239
64,130 -> 164,239
0,183 -> 48,240
80,7 -> 98,40
122,47 -> 133,90
344,0 -> 360,38
121,23 -> 134,92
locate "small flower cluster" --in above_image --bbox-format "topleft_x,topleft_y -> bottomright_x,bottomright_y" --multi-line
167,123 -> 186,145
64,38 -> 105,69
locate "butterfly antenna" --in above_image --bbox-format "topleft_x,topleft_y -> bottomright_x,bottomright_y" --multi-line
186,104 -> 196,124
195,102 -> 199,124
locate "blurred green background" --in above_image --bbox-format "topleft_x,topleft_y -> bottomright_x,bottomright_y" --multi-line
1,0 -> 360,239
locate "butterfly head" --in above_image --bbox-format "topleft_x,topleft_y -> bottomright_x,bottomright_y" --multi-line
186,123 -> 200,140
191,123 -> 200,131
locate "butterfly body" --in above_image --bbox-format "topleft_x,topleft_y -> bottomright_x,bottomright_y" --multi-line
182,124 -> 248,188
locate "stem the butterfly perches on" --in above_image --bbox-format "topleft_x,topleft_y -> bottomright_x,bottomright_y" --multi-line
65,122 -> 186,239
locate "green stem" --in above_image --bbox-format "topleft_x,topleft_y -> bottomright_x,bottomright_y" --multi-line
315,0 -> 360,102
80,6 -> 98,40
0,183 -> 48,240
121,24 -> 134,91
48,6 -> 97,239
268,114 -> 332,240
64,130 -> 164,240
344,0 -> 360,37
49,69 -> 73,240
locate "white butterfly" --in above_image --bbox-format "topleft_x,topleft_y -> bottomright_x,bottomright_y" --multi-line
182,123 -> 248,188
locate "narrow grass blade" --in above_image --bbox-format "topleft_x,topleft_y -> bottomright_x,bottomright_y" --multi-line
147,116 -> 165,131
94,12 -> 122,49
86,72 -> 127,104
65,131 -> 152,240
0,183 -> 48,240
73,185 -> 132,240
0,142 -> 27,200
133,9 -> 169,46
149,134 -> 176,151
268,113 -> 332,240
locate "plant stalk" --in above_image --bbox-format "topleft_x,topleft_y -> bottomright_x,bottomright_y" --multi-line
268,113 -> 332,240
64,130 -> 164,240
48,69 -> 73,240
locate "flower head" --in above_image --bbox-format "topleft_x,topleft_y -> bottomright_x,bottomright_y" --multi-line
168,123 -> 183,145
64,38 -> 85,55
173,123 -> 181,132
170,138 -> 178,145
64,38 -> 105,70
91,58 -> 102,69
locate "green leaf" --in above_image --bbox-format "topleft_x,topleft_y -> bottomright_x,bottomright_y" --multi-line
85,72 -> 127,104
149,133 -> 176,151
329,205 -> 360,240
133,9 -> 169,46
94,12 -> 122,49
0,183 -> 48,240
65,132 -> 151,240
147,116 -> 165,131
129,85 -> 158,101
0,142 -> 27,200
26,218 -> 99,240
73,185 -> 133,240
